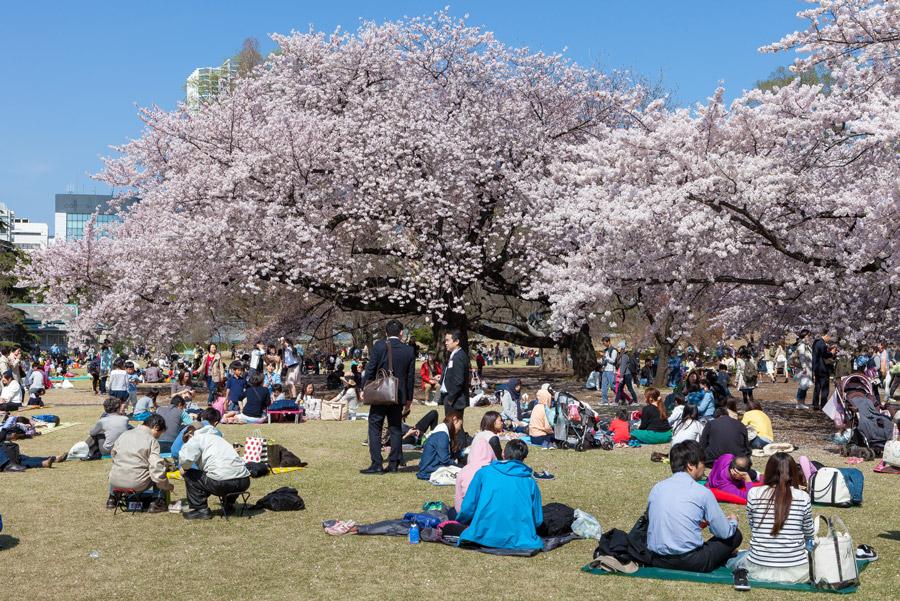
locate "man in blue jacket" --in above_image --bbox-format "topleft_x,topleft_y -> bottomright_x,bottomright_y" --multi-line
456,439 -> 543,551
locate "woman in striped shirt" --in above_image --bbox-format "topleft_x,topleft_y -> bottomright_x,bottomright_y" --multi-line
730,452 -> 814,583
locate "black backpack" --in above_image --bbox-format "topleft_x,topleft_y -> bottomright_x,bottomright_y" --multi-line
252,486 -> 305,511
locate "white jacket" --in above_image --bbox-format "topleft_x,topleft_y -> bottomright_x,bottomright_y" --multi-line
178,425 -> 249,481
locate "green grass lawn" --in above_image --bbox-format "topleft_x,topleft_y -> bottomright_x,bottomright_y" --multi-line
1,393 -> 897,601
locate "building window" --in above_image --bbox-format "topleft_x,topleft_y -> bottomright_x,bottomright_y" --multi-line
66,213 -> 120,240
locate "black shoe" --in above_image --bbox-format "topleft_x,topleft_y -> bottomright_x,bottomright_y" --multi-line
2,464 -> 26,473
733,568 -> 750,591
184,508 -> 213,520
385,465 -> 399,473
106,496 -> 117,510
359,465 -> 384,475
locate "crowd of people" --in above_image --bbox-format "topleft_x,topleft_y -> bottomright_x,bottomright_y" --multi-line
1,322 -> 895,590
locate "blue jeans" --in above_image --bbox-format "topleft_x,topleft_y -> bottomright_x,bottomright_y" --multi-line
110,390 -> 129,402
206,376 -> 216,405
0,444 -> 47,469
600,371 -> 616,403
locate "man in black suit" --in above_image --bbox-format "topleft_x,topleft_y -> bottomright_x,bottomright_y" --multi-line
360,320 -> 416,474
811,329 -> 834,409
439,330 -> 470,417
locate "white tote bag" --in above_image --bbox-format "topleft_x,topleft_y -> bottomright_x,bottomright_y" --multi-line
809,467 -> 852,506
882,440 -> 900,468
810,515 -> 859,590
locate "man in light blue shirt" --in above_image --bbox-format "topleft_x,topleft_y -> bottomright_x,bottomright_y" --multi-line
646,440 -> 743,572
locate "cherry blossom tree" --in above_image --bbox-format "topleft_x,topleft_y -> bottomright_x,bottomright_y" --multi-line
531,0 -> 899,354
20,12 -> 640,374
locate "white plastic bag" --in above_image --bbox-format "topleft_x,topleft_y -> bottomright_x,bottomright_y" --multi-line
572,509 -> 603,540
68,440 -> 90,460
60,379 -> 74,389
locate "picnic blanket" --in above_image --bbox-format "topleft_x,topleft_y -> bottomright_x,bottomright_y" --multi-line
34,422 -> 81,435
581,559 -> 871,594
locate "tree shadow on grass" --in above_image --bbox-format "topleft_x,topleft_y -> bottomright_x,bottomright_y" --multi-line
0,534 -> 20,550
876,531 -> 899,541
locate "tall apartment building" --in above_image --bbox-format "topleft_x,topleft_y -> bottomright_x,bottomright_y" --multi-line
186,59 -> 238,107
0,202 -> 13,245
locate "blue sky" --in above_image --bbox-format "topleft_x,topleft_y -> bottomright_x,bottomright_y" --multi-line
0,1 -> 808,232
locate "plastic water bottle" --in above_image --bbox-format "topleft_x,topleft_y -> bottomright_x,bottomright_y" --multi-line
408,523 -> 420,544
88,551 -> 100,559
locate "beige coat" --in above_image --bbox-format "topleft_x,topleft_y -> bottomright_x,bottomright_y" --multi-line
108,425 -> 170,491
200,352 -> 225,383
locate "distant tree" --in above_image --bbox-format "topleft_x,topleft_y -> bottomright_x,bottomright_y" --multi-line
756,64 -> 831,93
235,37 -> 263,78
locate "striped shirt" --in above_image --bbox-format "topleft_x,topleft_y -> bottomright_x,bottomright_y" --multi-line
746,486 -> 814,568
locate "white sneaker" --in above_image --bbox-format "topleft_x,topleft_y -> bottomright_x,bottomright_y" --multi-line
168,500 -> 183,513
795,404 -> 808,410
424,401 -> 438,407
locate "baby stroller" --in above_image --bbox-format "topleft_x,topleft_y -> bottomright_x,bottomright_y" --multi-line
825,374 -> 893,459
552,391 -> 599,451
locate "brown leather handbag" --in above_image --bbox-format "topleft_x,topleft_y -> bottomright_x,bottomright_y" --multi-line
363,341 -> 399,405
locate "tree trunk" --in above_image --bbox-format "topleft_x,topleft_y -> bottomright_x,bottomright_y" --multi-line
653,338 -> 675,388
563,323 -> 596,379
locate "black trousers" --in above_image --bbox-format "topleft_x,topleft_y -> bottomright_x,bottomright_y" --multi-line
649,529 -> 743,573
367,403 -> 403,468
183,469 -> 250,510
812,373 -> 830,408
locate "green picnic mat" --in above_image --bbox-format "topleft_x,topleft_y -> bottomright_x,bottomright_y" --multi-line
581,559 -> 869,594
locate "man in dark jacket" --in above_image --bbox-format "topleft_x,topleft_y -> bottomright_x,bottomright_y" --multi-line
811,330 -> 834,409
360,320 -> 416,475
699,410 -> 751,466
439,330 -> 470,416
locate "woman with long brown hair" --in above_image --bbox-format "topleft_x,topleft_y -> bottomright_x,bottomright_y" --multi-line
729,452 -> 814,583
631,387 -> 673,444
416,411 -> 463,481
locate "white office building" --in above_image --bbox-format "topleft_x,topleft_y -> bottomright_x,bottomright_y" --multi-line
11,218 -> 49,250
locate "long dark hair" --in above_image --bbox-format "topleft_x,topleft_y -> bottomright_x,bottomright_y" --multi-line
762,452 -> 806,536
674,404 -> 699,433
445,411 -> 463,454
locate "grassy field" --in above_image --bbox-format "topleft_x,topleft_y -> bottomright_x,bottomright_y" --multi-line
0,381 -> 897,601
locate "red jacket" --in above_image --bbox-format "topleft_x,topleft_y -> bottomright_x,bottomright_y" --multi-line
420,362 -> 442,388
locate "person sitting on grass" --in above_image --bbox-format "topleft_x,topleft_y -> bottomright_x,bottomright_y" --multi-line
455,430 -> 497,511
131,387 -> 159,422
727,453 -> 814,584
297,381 -> 322,420
107,414 -> 174,511
668,394 -> 686,426
630,387 -> 673,444
87,397 -> 131,458
222,372 -> 270,424
741,400 -> 775,450
527,388 -> 555,448
27,387 -> 45,407
647,440 -> 743,572
171,407 -> 223,462
670,404 -> 704,446
470,410 -> 503,460
609,409 -> 631,446
0,370 -> 23,411
696,379 -> 716,420
268,383 -> 300,411
700,407 -> 751,466
27,361 -> 45,396
178,408 -> 251,520
416,411 -> 464,480
326,376 -> 359,415
705,453 -> 760,501
455,439 -> 544,551
500,377 -> 528,428
156,394 -> 192,454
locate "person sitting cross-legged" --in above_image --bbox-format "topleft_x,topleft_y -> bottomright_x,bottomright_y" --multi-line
455,439 -> 544,551
646,440 -> 743,572
107,414 -> 174,511
178,408 -> 251,520
86,396 -> 131,459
